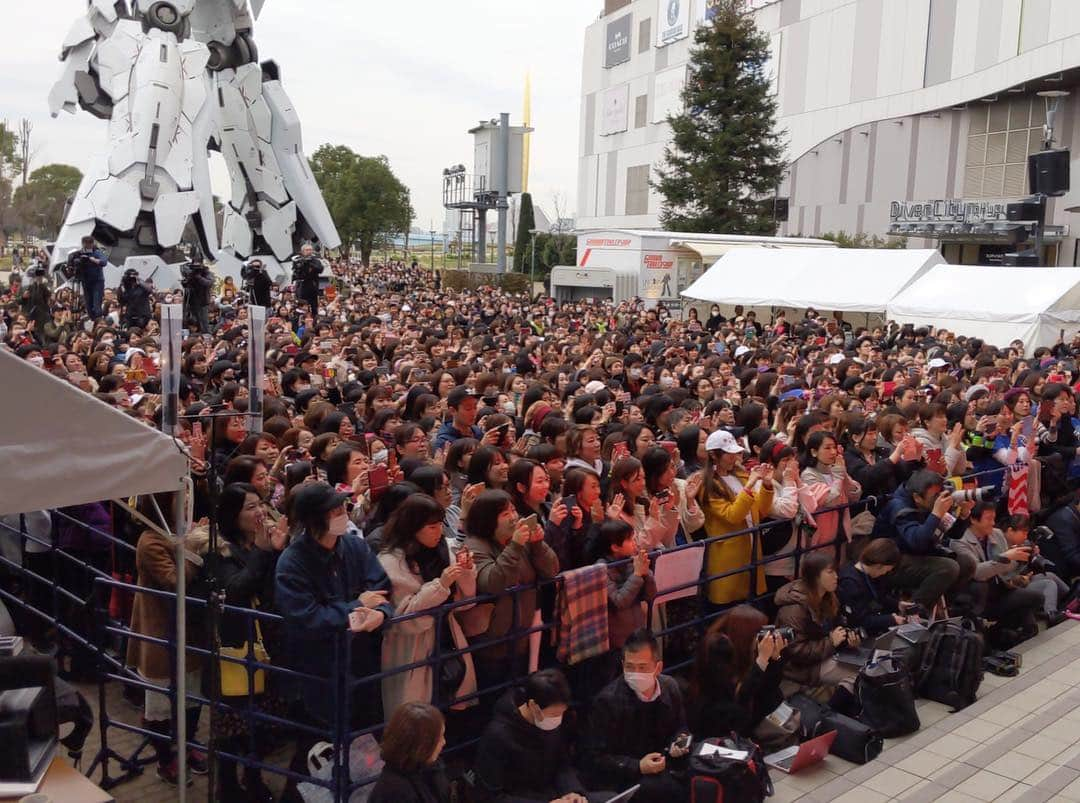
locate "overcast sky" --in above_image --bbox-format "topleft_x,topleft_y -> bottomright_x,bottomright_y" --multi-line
3,0 -> 600,233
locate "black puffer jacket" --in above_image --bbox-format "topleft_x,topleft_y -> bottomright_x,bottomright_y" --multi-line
475,691 -> 588,802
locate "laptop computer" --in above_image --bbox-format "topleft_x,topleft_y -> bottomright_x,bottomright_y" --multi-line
605,784 -> 641,802
764,730 -> 837,774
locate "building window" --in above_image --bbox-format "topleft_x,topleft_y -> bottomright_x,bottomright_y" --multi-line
634,94 -> 648,129
625,165 -> 650,215
964,97 -> 1045,198
639,19 -> 651,53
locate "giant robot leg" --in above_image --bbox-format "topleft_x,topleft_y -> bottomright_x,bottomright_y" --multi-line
215,59 -> 340,284
50,6 -> 218,288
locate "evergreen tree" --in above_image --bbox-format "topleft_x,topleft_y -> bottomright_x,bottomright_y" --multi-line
513,192 -> 535,272
653,0 -> 786,234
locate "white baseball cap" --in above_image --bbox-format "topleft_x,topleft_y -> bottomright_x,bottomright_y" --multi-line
827,353 -> 845,365
928,357 -> 949,369
706,429 -> 744,454
734,345 -> 751,358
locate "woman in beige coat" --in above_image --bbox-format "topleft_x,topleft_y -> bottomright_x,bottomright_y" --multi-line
125,492 -> 206,785
378,495 -> 487,718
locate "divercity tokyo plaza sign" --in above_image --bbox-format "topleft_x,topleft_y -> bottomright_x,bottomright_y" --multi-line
890,199 -> 1011,224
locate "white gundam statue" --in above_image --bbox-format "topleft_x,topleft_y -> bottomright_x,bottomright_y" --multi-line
48,0 -> 341,285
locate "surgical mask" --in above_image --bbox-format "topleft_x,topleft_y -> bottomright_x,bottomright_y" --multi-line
660,376 -> 674,389
371,449 -> 388,464
502,401 -> 516,415
534,712 -> 563,731
328,514 -> 349,537
27,355 -> 44,367
624,671 -> 656,698
629,368 -> 642,379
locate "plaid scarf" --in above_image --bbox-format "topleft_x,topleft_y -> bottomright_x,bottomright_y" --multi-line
556,564 -> 610,666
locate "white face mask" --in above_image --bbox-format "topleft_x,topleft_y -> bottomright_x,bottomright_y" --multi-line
371,449 -> 388,464
27,355 -> 44,367
660,376 -> 674,388
624,671 -> 656,698
327,513 -> 349,537
501,401 -> 516,415
629,368 -> 642,379
535,712 -> 563,731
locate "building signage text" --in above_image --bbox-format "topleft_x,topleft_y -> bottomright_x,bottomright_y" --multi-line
889,199 -> 1011,224
605,14 -> 632,68
585,237 -> 633,248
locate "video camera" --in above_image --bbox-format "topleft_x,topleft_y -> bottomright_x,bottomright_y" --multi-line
291,254 -> 321,284
180,260 -> 209,287
62,249 -> 95,281
121,268 -> 140,287
241,260 -> 265,282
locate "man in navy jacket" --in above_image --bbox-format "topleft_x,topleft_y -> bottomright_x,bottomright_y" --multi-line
872,471 -> 975,609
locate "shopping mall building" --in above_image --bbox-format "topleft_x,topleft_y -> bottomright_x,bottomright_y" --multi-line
578,0 -> 1080,266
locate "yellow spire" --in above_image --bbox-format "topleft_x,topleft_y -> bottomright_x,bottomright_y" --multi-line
522,71 -> 532,194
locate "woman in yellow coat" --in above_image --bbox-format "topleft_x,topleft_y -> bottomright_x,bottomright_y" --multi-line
698,430 -> 776,605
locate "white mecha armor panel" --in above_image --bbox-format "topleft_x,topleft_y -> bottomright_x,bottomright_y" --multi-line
50,0 -> 341,279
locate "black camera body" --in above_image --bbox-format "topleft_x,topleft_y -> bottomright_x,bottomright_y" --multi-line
757,625 -> 794,642
1021,526 -> 1057,574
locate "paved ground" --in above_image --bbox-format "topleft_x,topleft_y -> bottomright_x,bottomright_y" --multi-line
69,620 -> 1080,802
771,619 -> 1080,803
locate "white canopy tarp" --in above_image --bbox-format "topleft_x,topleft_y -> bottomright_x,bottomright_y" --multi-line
887,264 -> 1080,351
681,248 -> 944,312
0,348 -> 190,515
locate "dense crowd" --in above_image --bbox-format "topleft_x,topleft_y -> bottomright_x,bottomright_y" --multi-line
3,247 -> 1080,803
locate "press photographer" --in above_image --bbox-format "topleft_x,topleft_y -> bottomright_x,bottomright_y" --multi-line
117,268 -> 154,330
291,243 -> 323,316
19,262 -> 52,332
180,257 -> 214,333
66,235 -> 108,320
241,258 -> 273,308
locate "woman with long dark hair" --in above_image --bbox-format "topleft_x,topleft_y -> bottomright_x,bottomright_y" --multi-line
774,552 -> 860,701
378,495 -> 482,715
464,491 -> 559,683
466,444 -> 509,490
208,482 -> 287,799
697,430 -> 775,606
799,430 -> 861,555
687,605 -> 789,743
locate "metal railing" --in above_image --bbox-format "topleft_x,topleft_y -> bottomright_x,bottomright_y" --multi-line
0,469 -> 1012,800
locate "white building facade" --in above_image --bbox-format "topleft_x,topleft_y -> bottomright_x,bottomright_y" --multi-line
579,0 -> 1080,266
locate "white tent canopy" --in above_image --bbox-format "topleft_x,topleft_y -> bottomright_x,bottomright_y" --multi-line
681,248 -> 944,313
0,348 -> 190,516
887,264 -> 1080,351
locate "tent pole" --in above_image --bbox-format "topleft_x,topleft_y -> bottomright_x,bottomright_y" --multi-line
174,483 -> 188,803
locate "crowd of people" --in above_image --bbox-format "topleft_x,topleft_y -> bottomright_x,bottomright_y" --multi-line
4,245 -> 1080,803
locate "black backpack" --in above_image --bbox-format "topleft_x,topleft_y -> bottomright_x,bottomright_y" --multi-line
915,619 -> 984,711
789,694 -> 884,765
689,735 -> 773,803
856,657 -> 920,737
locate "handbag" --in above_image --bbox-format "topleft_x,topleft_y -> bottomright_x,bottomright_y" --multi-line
219,618 -> 269,697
